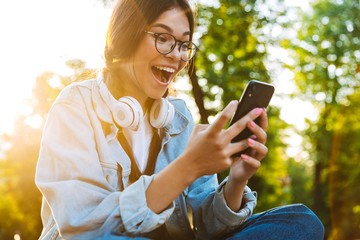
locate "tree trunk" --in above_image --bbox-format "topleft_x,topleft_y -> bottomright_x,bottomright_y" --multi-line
313,161 -> 322,215
188,58 -> 210,124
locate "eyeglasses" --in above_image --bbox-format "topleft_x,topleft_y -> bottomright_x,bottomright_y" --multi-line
144,31 -> 198,62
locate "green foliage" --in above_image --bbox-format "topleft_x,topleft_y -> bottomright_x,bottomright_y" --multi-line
326,90 -> 360,239
0,117 -> 43,239
288,0 -> 360,103
0,60 -> 96,239
196,0 -> 292,211
195,0 -> 272,112
287,158 -> 313,206
282,0 -> 360,238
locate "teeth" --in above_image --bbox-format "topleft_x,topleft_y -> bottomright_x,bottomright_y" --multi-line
155,66 -> 175,73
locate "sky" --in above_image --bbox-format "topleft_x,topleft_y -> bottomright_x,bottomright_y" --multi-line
0,0 -> 315,136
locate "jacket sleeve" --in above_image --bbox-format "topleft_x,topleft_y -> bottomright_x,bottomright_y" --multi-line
35,85 -> 174,239
187,171 -> 257,239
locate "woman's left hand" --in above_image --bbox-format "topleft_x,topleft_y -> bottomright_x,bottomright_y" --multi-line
228,109 -> 268,184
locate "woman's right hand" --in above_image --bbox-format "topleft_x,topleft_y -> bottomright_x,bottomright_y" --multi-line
180,101 -> 264,179
146,101 -> 264,213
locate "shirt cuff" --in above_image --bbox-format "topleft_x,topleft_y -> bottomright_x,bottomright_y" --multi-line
119,175 -> 175,234
213,178 -> 257,226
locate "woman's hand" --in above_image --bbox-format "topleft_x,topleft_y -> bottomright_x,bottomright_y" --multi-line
181,101 -> 266,180
147,102 -> 268,213
224,108 -> 268,212
228,109 -> 268,183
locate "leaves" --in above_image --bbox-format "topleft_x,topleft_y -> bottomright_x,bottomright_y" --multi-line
0,59 -> 96,239
282,0 -> 360,238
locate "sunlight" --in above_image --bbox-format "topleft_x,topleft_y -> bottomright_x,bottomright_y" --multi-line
25,115 -> 44,129
279,98 -> 319,130
0,0 -> 111,134
0,0 -> 314,135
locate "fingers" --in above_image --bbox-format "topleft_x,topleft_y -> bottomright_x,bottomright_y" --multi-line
226,140 -> 248,156
228,138 -> 268,160
208,101 -> 238,135
240,154 -> 261,169
247,119 -> 267,144
258,108 -> 268,131
247,138 -> 268,159
225,108 -> 264,142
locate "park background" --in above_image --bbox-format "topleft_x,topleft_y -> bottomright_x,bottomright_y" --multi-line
0,0 -> 359,239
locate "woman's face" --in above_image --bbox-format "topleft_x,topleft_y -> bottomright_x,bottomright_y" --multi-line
119,7 -> 190,104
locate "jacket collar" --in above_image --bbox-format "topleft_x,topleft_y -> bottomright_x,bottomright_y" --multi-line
166,107 -> 189,135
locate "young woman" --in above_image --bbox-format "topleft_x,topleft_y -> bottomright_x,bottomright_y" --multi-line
35,0 -> 324,239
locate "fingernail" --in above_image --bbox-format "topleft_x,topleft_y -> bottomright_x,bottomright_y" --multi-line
231,100 -> 238,106
249,121 -> 255,128
251,134 -> 257,139
248,138 -> 255,145
241,154 -> 248,160
255,108 -> 262,115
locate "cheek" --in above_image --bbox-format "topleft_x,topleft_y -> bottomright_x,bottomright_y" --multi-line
141,47 -> 157,60
137,38 -> 158,59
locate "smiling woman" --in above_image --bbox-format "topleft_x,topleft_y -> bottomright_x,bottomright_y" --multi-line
34,0 -> 324,239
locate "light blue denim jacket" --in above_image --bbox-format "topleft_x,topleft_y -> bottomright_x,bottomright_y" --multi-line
35,75 -> 257,240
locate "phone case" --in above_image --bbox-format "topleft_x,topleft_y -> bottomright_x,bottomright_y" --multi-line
229,80 -> 275,157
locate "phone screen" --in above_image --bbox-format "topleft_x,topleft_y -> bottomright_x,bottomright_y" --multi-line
229,80 -> 275,156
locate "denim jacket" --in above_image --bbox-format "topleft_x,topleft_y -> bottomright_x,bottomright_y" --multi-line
35,75 -> 257,240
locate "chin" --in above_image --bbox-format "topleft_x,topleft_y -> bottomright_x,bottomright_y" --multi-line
148,90 -> 168,100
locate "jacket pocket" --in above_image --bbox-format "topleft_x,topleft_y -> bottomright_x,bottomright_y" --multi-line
100,162 -> 123,191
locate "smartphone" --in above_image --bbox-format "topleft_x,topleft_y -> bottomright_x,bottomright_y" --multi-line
229,80 -> 275,157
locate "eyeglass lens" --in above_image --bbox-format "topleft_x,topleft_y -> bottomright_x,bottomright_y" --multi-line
155,33 -> 196,61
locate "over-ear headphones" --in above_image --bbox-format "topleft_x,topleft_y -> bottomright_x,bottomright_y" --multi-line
98,79 -> 174,130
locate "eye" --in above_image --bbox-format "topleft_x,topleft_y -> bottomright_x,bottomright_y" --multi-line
157,34 -> 168,44
181,43 -> 189,51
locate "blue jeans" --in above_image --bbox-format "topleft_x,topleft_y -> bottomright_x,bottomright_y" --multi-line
223,204 -> 324,240
100,204 -> 324,240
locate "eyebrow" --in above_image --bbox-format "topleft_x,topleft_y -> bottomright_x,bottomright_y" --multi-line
150,23 -> 190,36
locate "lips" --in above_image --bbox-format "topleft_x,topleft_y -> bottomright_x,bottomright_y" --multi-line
151,65 -> 175,84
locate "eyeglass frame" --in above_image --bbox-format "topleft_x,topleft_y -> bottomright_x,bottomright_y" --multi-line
144,31 -> 198,62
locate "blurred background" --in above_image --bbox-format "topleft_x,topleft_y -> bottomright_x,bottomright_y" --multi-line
0,0 -> 359,239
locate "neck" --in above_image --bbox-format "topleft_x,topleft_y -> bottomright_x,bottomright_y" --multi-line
104,70 -> 150,113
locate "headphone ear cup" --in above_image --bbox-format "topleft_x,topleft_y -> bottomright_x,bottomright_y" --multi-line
150,98 -> 175,129
98,79 -> 143,130
116,96 -> 143,130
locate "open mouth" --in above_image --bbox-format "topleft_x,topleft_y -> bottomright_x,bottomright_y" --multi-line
151,66 -> 175,84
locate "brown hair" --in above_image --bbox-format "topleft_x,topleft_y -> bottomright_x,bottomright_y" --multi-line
104,0 -> 195,68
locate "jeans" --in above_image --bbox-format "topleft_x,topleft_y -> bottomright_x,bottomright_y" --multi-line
99,204 -> 324,240
223,204 -> 324,240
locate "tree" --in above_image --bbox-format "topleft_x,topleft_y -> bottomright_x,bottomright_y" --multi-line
0,59 -> 96,239
192,0 -> 293,211
282,0 -> 360,238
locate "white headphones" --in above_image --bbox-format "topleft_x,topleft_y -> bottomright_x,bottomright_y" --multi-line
98,79 -> 175,130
